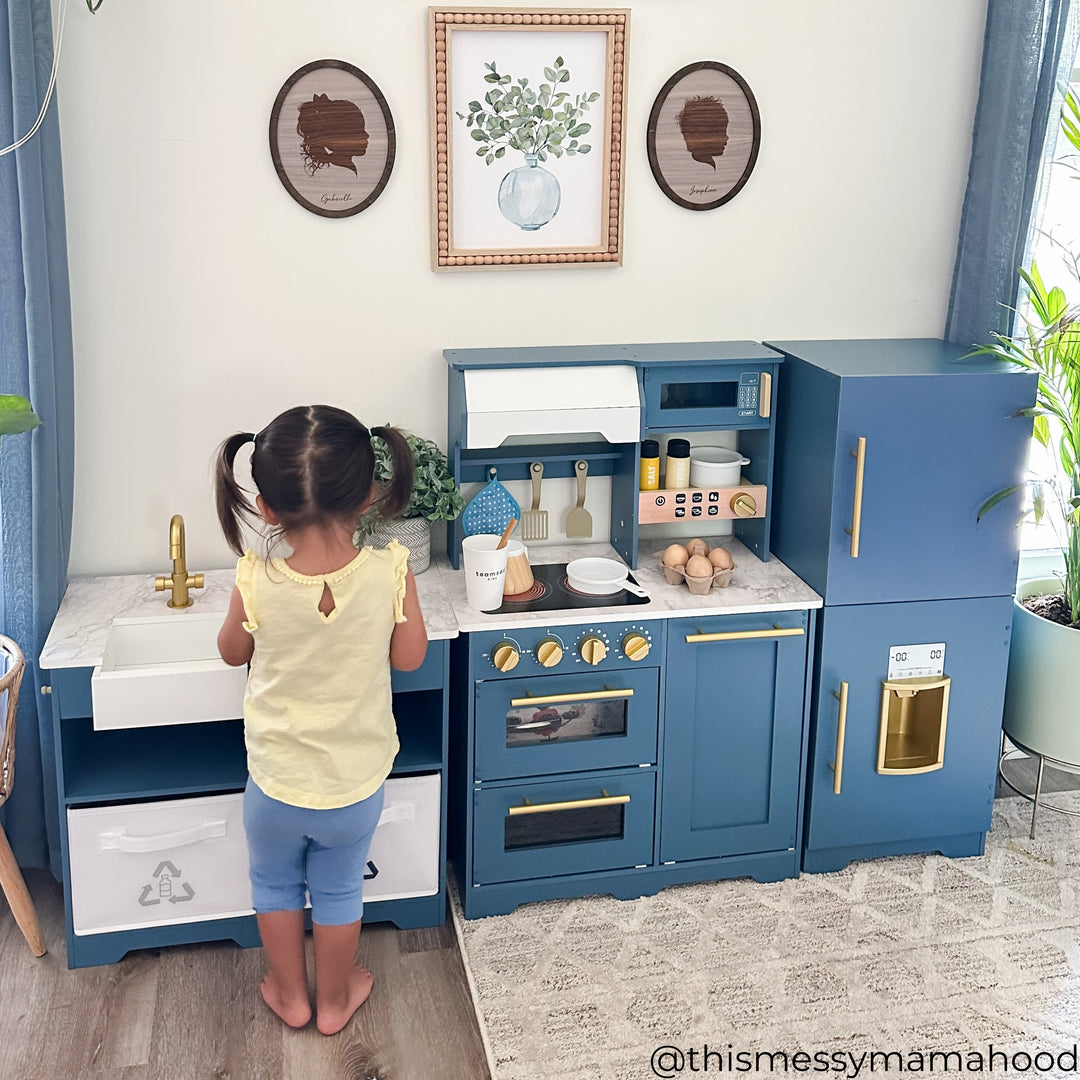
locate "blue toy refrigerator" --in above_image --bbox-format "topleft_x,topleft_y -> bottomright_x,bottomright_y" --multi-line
767,339 -> 1037,872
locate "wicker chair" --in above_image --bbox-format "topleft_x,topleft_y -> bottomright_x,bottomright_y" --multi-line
0,635 -> 46,956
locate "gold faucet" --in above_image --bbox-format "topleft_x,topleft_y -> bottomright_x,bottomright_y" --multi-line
155,514 -> 204,608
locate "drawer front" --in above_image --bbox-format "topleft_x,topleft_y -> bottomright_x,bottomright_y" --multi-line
472,769 -> 655,885
68,793 -> 252,935
365,774 -> 441,903
474,666 -> 660,780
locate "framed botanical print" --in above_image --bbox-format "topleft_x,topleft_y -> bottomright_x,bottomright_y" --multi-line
429,8 -> 629,269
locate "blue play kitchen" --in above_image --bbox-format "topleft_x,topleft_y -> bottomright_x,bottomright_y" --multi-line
39,338 -> 1036,964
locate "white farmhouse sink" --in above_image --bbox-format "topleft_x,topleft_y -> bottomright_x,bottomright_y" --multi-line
91,613 -> 247,730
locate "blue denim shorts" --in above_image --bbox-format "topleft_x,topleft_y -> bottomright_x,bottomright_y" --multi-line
242,777 -> 385,925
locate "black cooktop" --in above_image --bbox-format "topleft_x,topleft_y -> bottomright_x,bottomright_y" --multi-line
485,562 -> 649,615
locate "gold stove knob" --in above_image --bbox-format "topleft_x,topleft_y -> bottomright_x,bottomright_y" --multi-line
579,635 -> 608,665
730,492 -> 757,518
535,638 -> 564,668
492,641 -> 520,672
622,633 -> 651,662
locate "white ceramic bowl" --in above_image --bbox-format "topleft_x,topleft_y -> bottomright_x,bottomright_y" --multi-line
689,446 -> 750,488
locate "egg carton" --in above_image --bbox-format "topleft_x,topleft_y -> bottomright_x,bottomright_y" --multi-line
655,554 -> 736,593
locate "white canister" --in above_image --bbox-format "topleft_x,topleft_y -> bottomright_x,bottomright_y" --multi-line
689,446 -> 751,488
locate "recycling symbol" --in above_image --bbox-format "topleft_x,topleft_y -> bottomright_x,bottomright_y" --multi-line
138,860 -> 195,907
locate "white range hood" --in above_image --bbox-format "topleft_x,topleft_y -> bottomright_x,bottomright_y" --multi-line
462,364 -> 640,447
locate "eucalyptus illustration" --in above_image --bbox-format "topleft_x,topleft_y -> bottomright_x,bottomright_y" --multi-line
457,57 -> 600,230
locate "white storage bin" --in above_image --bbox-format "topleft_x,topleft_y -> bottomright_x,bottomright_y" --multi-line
365,773 -> 441,903
68,793 -> 252,936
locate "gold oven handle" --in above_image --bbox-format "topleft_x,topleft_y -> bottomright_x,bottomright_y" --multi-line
758,371 -> 772,418
684,627 -> 805,643
509,688 -> 634,707
830,681 -> 849,795
508,792 -> 631,816
845,437 -> 867,558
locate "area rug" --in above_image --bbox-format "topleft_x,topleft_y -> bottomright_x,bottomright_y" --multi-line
450,795 -> 1080,1080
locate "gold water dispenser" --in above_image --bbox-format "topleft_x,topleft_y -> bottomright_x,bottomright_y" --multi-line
877,675 -> 950,774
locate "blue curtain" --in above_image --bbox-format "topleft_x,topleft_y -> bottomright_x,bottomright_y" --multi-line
945,0 -> 1080,346
1,0 -> 75,875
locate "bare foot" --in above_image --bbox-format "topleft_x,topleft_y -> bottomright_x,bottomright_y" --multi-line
260,973 -> 312,1028
316,965 -> 374,1035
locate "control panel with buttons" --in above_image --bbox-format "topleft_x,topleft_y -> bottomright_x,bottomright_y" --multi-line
637,484 -> 767,524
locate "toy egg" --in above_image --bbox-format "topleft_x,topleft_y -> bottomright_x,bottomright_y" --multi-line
708,546 -> 733,570
662,543 -> 690,568
685,538 -> 709,558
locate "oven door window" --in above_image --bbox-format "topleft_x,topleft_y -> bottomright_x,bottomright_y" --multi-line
506,697 -> 626,748
473,666 -> 660,780
505,799 -> 626,851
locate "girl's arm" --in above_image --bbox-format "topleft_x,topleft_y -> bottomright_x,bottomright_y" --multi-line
390,567 -> 428,671
218,585 -> 254,667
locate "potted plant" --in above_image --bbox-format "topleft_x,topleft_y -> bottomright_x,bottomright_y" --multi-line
973,88 -> 1080,769
358,432 -> 465,574
457,56 -> 600,231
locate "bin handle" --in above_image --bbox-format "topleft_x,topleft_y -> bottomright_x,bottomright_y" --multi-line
100,819 -> 227,853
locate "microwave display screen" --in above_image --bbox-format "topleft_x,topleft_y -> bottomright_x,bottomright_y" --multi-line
659,381 -> 738,410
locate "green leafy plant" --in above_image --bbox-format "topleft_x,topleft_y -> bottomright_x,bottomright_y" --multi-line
364,433 -> 465,524
457,57 -> 600,165
0,395 -> 41,443
974,87 -> 1080,627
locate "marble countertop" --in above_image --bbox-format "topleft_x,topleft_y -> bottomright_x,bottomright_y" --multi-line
435,538 -> 822,633
40,539 -> 820,668
40,560 -> 460,669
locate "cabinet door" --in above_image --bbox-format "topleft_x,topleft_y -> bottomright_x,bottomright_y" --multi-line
824,372 -> 1033,605
660,611 -> 809,863
805,596 -> 1013,854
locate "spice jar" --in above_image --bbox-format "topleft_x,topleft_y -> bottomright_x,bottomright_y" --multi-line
639,439 -> 660,490
664,439 -> 691,489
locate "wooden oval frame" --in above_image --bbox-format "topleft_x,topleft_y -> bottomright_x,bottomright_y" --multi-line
646,60 -> 760,212
269,59 -> 396,219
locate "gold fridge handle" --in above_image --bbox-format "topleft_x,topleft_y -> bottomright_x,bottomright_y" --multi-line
508,792 -> 631,816
509,688 -> 634,707
844,437 -> 867,558
830,681 -> 849,795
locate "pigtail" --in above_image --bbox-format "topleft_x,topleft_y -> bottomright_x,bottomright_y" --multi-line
214,432 -> 258,555
369,424 -> 415,521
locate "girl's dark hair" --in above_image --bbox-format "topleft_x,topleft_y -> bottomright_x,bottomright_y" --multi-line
214,405 -> 414,555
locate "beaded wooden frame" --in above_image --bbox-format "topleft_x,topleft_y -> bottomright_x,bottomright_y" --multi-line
429,7 -> 628,270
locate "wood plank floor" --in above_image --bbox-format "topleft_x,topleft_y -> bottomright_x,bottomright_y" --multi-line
0,869 -> 491,1080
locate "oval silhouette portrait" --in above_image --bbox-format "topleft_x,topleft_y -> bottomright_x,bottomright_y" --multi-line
269,59 -> 396,219
647,61 -> 760,212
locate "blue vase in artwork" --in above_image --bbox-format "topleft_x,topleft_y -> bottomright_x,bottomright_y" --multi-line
497,153 -> 561,231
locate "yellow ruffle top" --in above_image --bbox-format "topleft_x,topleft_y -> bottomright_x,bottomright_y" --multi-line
235,541 -> 409,809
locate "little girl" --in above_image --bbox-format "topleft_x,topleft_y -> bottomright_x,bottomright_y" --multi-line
214,404 -> 427,1035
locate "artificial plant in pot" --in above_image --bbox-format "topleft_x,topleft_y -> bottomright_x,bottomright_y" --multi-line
358,432 -> 465,574
973,88 -> 1080,770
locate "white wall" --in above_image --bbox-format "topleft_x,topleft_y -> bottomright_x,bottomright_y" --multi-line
56,0 -> 988,575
